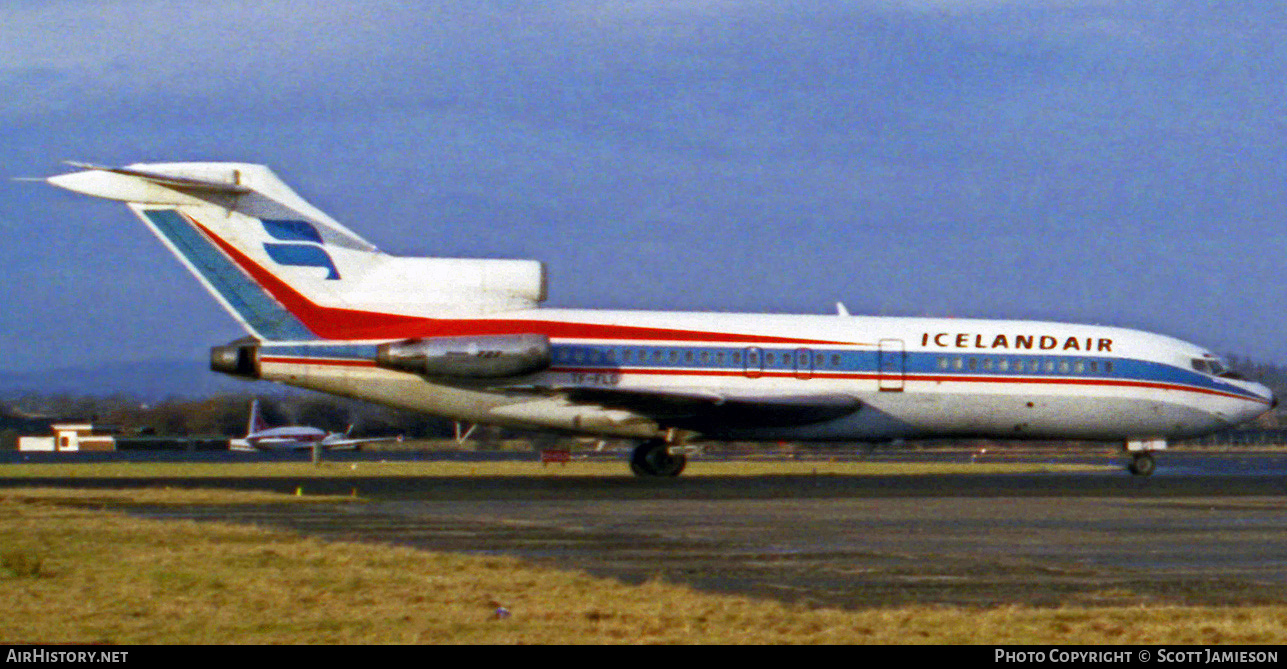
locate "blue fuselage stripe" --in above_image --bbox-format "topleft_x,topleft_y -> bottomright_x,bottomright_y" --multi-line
256,340 -> 1268,404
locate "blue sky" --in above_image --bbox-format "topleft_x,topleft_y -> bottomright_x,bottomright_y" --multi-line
2,1 -> 1285,373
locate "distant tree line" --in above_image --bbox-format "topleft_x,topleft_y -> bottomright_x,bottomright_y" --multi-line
0,391 -> 485,448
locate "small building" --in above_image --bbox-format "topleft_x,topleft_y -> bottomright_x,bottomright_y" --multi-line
18,423 -> 116,452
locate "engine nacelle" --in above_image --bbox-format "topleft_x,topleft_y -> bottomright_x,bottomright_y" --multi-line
376,334 -> 550,378
210,340 -> 260,379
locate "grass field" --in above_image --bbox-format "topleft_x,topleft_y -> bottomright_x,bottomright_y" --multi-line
3,484 -> 1287,644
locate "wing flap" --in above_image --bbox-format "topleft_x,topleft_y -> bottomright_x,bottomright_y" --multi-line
554,386 -> 861,429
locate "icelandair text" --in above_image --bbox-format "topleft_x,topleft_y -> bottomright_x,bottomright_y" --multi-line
923,332 -> 1113,352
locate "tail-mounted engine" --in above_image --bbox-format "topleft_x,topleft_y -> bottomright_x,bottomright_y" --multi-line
210,339 -> 261,379
376,334 -> 550,378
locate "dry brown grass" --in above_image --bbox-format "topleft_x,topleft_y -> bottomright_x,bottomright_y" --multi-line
2,487 -> 1287,644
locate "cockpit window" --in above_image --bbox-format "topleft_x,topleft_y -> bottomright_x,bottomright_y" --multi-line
1192,356 -> 1243,379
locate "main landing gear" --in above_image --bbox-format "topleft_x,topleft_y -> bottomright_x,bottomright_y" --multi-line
1125,438 -> 1166,477
630,439 -> 687,478
1127,452 -> 1156,477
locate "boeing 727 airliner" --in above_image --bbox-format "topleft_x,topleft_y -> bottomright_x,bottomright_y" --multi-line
45,162 -> 1276,476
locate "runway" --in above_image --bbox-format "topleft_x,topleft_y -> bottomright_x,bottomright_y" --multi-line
7,451 -> 1287,610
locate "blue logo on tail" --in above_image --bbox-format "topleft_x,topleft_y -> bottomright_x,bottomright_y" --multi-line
261,219 -> 340,280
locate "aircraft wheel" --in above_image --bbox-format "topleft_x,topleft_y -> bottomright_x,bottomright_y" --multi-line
630,440 -> 687,477
1128,453 -> 1156,477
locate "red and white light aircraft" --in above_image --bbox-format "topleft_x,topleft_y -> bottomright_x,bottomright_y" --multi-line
229,399 -> 399,451
46,162 -> 1275,476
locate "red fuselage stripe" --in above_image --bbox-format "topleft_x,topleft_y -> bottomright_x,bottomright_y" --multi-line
186,213 -> 849,345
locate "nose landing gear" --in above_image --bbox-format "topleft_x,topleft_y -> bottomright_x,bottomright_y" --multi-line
1125,438 -> 1165,477
1127,452 -> 1156,477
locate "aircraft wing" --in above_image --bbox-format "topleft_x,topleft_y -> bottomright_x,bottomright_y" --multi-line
318,434 -> 404,450
544,385 -> 861,430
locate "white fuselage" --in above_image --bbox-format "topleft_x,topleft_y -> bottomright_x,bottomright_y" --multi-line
252,308 -> 1274,443
243,426 -> 328,450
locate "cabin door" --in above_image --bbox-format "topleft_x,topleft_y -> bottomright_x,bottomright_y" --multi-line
878,339 -> 905,392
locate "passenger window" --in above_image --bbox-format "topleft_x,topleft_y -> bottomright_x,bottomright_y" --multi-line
831,354 -> 841,367
937,357 -> 949,370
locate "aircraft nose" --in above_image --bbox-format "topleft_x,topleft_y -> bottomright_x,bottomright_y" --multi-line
1258,382 -> 1278,409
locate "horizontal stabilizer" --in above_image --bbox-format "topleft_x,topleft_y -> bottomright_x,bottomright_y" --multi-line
48,162 -> 251,205
64,162 -> 253,195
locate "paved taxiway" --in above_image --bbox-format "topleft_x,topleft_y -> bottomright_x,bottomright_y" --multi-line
7,452 -> 1287,609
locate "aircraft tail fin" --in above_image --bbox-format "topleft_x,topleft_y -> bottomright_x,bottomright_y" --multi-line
247,399 -> 269,436
47,162 -> 547,341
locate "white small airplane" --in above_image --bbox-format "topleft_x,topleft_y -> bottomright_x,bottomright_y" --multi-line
45,162 -> 1276,476
229,399 -> 401,451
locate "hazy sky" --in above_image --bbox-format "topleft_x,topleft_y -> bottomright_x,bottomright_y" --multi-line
2,1 -> 1285,372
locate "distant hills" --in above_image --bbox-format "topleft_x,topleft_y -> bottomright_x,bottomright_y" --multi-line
0,359 -> 258,400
